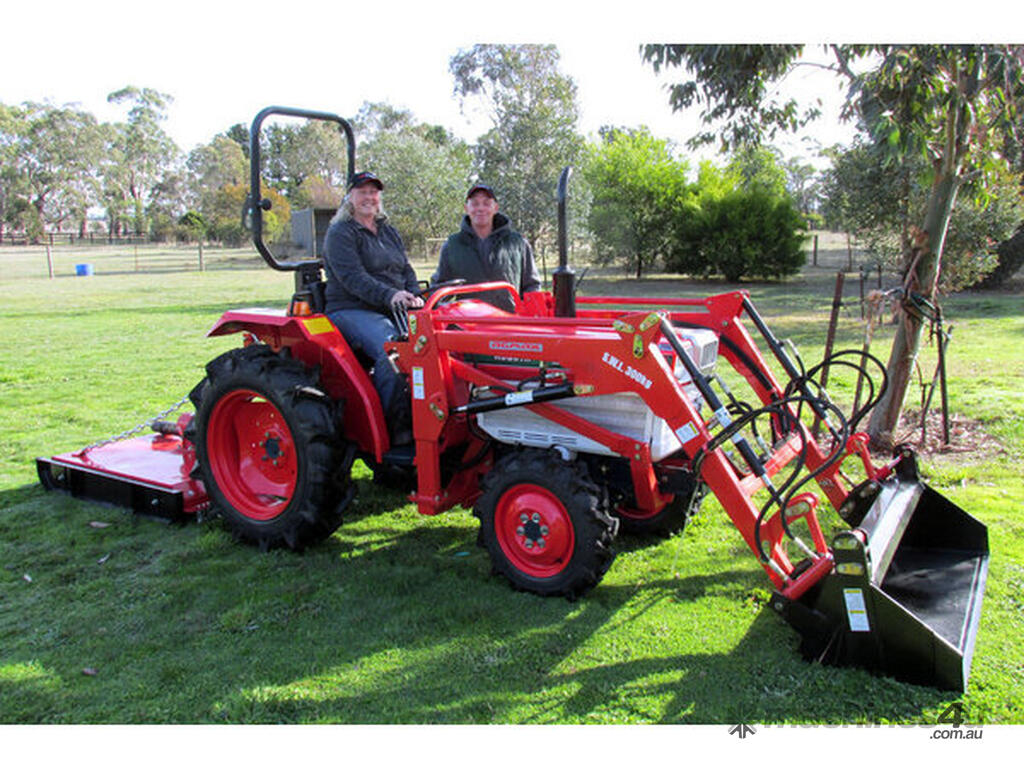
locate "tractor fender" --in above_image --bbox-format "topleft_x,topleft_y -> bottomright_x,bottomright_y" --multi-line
206,309 -> 388,461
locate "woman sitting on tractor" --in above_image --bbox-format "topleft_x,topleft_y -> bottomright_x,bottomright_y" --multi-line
323,171 -> 422,445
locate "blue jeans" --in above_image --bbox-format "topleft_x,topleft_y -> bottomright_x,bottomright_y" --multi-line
327,308 -> 408,421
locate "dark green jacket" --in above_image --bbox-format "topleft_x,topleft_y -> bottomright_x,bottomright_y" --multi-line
433,213 -> 540,311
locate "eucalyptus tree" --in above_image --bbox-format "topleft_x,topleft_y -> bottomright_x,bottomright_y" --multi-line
450,44 -> 585,255
0,101 -> 103,240
641,44 -> 1024,448
105,86 -> 181,235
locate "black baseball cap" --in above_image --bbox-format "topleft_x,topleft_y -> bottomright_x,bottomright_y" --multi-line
466,183 -> 496,200
348,171 -> 384,191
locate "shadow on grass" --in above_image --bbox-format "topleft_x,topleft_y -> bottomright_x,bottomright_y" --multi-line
1,482 -> 950,725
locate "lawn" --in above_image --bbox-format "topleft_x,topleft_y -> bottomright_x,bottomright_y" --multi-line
1,238 -> 1021,726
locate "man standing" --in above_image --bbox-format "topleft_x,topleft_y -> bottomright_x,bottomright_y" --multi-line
432,184 -> 541,312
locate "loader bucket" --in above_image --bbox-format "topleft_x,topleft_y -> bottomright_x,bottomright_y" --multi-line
773,453 -> 988,691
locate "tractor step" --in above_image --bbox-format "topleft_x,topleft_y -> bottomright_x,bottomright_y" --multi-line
37,433 -> 208,521
773,456 -> 988,691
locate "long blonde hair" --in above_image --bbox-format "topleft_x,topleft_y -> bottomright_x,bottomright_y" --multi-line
329,191 -> 388,227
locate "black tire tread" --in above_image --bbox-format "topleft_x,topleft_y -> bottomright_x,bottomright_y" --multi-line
474,449 -> 617,599
191,345 -> 351,551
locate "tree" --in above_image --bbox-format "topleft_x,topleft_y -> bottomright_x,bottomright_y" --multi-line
261,120 -> 349,199
359,110 -> 473,257
0,102 -> 103,240
669,160 -> 807,281
186,134 -> 249,226
106,86 -> 180,234
784,157 -> 820,217
726,144 -> 788,198
450,44 -> 585,260
583,126 -> 689,277
641,44 -> 1024,449
821,140 -> 1021,291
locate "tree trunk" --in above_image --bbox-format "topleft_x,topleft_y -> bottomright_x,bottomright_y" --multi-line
868,171 -> 960,449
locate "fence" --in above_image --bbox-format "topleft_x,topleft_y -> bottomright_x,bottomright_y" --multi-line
0,242 -> 265,281
0,232 -> 155,248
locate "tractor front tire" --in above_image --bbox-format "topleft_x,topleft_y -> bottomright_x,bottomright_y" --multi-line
190,345 -> 352,551
475,449 -> 617,599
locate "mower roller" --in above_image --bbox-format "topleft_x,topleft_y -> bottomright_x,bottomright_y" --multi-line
37,106 -> 988,691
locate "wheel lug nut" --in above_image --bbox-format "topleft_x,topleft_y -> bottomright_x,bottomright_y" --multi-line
540,526 -> 549,536
516,526 -> 525,536
532,513 -> 541,523
520,514 -> 528,524
537,539 -> 545,548
524,540 -> 534,549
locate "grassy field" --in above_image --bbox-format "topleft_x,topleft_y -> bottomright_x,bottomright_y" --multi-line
1,236 -> 1021,726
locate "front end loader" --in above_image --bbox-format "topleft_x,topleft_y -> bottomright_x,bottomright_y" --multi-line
37,107 -> 988,692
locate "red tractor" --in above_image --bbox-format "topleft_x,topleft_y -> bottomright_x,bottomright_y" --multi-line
38,107 -> 989,691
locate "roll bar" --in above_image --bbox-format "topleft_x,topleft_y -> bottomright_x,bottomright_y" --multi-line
246,106 -> 356,271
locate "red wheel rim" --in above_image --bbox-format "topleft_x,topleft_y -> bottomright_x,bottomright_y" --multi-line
494,484 -> 574,578
207,389 -> 298,521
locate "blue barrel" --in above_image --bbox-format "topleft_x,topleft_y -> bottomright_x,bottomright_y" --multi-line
75,263 -> 94,276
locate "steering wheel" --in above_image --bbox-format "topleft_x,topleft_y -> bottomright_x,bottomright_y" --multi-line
418,278 -> 466,299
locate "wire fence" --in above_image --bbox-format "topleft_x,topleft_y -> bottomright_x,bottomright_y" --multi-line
0,242 -> 265,281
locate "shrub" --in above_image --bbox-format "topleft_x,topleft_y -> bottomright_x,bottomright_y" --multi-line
667,189 -> 807,281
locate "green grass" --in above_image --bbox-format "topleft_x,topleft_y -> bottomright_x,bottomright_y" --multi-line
1,239 -> 1022,724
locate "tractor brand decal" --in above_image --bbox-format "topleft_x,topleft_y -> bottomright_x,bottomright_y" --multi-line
488,340 -> 543,354
601,352 -> 653,390
675,422 -> 698,444
411,367 -> 425,400
302,316 -> 335,335
843,588 -> 871,632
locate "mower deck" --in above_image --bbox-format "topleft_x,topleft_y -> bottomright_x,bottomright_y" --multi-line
37,433 -> 208,521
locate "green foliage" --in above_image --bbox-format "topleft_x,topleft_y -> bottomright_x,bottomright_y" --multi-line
206,184 -> 289,246
105,86 -> 181,235
451,45 -> 585,248
821,141 -> 1022,291
640,45 -> 818,150
583,127 -> 689,277
726,145 -> 788,198
670,186 -> 808,281
356,103 -> 473,255
0,102 -> 103,238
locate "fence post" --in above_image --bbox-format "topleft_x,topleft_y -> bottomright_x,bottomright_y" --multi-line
198,241 -> 205,272
813,271 -> 845,438
46,243 -> 54,279
812,234 -> 818,266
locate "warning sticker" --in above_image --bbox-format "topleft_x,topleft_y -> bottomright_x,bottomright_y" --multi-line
411,367 -> 425,400
843,588 -> 871,632
675,422 -> 698,444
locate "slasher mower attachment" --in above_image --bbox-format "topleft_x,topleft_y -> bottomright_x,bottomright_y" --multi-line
35,118 -> 990,692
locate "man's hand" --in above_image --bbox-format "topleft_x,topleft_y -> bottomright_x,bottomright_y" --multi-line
391,290 -> 425,309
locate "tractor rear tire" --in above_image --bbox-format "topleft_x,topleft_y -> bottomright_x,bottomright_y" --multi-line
190,345 -> 353,551
475,449 -> 618,599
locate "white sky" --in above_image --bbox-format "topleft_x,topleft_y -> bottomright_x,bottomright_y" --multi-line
1,1 -> 1005,168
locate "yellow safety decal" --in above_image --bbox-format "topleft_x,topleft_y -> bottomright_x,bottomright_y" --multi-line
302,317 -> 335,335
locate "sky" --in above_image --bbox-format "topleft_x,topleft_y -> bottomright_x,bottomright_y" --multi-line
2,1 -> 1001,169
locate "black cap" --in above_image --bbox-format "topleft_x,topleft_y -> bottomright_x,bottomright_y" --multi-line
348,171 -> 384,191
466,183 -> 496,201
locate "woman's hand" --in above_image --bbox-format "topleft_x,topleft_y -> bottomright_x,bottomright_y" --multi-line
390,290 -> 425,309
